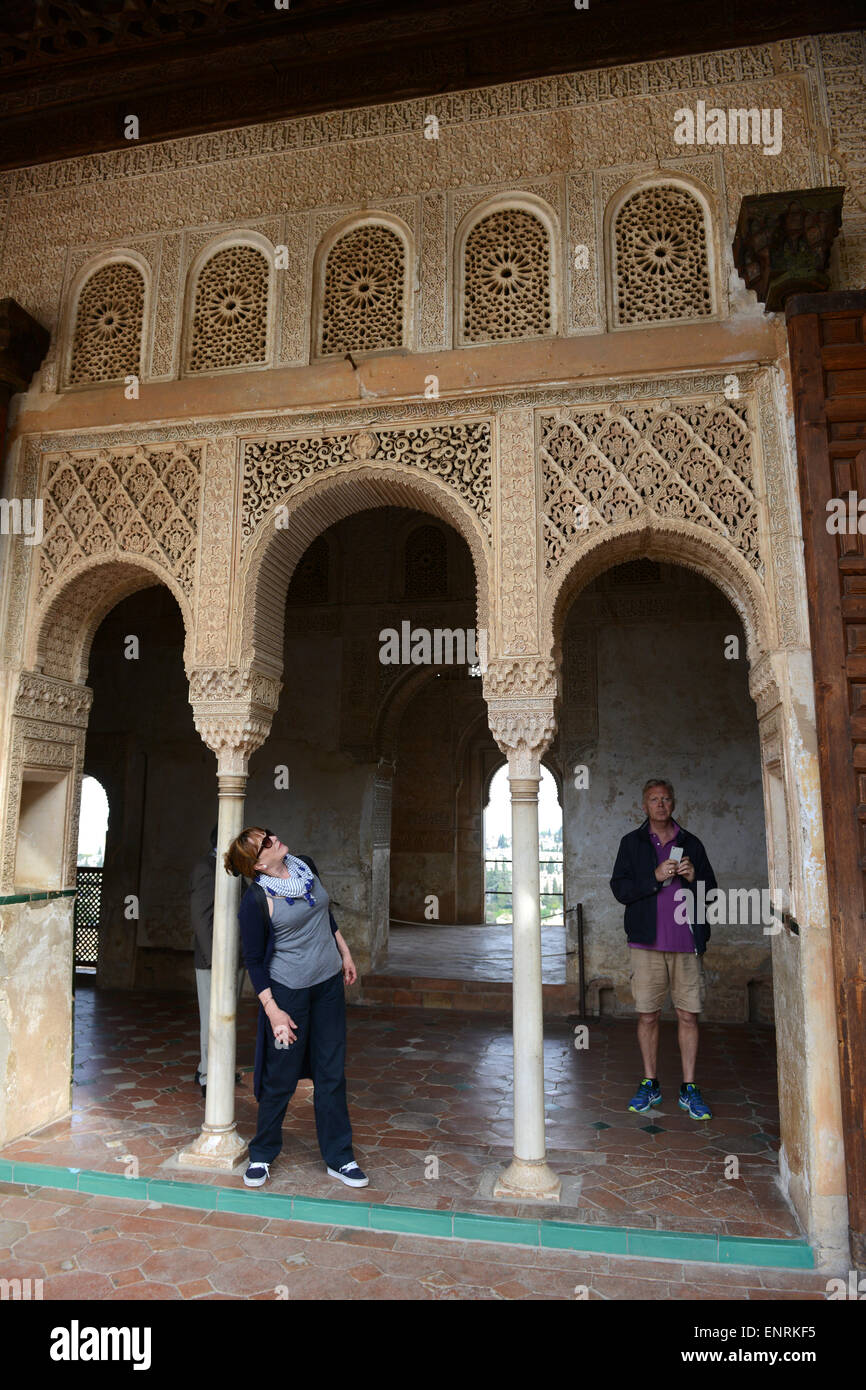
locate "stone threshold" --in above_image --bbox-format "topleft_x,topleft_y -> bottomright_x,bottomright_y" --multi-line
0,888 -> 77,905
357,975 -> 574,1015
0,1157 -> 814,1271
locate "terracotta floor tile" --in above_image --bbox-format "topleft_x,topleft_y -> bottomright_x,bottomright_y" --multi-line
41,1271 -> 117,1300
103,1281 -> 183,1300
77,1237 -> 151,1273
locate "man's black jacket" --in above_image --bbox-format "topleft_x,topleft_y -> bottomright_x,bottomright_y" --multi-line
610,820 -> 717,955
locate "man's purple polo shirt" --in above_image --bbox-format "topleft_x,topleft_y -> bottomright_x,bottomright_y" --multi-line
629,820 -> 695,953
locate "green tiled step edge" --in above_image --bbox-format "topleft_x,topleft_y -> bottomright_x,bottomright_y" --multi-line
0,1158 -> 813,1270
0,888 -> 77,905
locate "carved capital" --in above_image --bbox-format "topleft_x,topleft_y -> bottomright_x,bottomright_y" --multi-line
190,665 -> 280,774
192,708 -> 273,775
14,670 -> 93,729
487,701 -> 557,778
483,654 -> 559,701
189,665 -> 281,711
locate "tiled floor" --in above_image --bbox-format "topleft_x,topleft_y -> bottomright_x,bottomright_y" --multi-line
0,1181 -> 829,1300
0,979 -> 800,1242
379,923 -> 567,983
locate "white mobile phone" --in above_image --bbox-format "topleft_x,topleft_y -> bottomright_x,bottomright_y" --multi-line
669,846 -> 684,862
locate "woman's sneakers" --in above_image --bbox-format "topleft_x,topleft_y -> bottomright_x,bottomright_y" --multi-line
243,1161 -> 270,1187
628,1077 -> 662,1112
327,1160 -> 369,1187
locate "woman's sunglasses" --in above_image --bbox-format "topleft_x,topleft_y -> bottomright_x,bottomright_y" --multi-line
259,829 -> 275,851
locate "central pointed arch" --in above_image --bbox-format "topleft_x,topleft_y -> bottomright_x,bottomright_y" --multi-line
238,464 -> 492,679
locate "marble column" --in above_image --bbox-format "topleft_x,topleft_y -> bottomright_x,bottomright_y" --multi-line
178,674 -> 277,1170
486,688 -> 561,1202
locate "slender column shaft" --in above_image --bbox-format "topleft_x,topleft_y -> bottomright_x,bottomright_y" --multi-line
177,770 -> 247,1169
203,773 -> 246,1131
510,775 -> 547,1162
494,771 -> 561,1201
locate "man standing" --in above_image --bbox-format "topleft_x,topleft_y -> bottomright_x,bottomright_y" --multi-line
190,825 -> 244,1099
610,779 -> 717,1120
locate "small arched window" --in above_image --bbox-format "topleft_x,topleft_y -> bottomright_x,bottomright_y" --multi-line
69,260 -> 145,386
458,200 -> 554,345
187,242 -> 270,372
609,182 -> 715,328
404,525 -> 448,599
316,219 -> 409,357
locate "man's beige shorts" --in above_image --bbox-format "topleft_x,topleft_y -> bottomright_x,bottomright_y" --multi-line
629,948 -> 705,1013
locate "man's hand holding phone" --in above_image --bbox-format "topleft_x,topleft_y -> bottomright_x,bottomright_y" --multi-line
655,857 -> 679,883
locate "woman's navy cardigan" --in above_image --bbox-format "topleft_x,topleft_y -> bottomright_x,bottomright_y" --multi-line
238,854 -> 340,1101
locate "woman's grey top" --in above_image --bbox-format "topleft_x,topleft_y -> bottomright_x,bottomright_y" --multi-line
266,874 -> 342,990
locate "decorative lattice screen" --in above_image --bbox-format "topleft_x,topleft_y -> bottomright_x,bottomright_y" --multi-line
74,866 -> 102,966
69,263 -> 144,385
462,208 -> 551,343
319,223 -> 406,355
613,185 -> 712,326
188,244 -> 269,371
404,525 -> 448,597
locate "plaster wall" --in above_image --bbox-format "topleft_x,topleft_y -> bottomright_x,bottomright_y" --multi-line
0,897 -> 73,1146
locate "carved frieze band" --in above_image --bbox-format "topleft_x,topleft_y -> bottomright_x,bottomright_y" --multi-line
14,671 -> 94,728
242,421 -> 492,542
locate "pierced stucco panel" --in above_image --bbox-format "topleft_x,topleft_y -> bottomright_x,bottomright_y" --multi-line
540,395 -> 761,577
316,220 -> 408,357
37,442 -> 203,606
459,206 -> 552,345
68,260 -> 145,385
241,421 -> 492,543
610,183 -> 714,328
187,243 -> 270,372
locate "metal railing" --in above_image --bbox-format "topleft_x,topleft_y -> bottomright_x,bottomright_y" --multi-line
484,855 -> 564,923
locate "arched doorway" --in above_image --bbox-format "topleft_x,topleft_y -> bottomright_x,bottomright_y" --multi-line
557,557 -> 769,1022
542,525 -> 843,1253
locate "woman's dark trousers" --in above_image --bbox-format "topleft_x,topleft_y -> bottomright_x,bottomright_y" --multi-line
248,969 -> 354,1170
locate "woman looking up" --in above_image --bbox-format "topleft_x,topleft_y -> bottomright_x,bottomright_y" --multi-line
224,826 -> 367,1190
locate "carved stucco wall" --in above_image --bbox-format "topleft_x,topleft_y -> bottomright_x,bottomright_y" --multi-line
0,31 -> 860,389
2,365 -> 802,734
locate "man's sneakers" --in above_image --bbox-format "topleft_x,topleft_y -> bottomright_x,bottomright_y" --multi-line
327,1160 -> 369,1188
679,1082 -> 712,1120
628,1077 -> 662,1113
243,1161 -> 270,1187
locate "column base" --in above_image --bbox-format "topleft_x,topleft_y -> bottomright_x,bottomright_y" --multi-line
176,1123 -> 247,1171
494,1156 -> 561,1202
